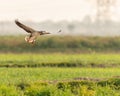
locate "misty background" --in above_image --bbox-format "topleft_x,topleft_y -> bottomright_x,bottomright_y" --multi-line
1,19 -> 120,36
0,0 -> 120,36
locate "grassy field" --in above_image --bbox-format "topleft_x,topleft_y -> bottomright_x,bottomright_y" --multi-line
0,67 -> 120,96
0,53 -> 120,67
1,34 -> 120,95
0,68 -> 120,84
0,53 -> 120,96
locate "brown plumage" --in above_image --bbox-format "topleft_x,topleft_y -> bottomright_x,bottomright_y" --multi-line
15,19 -> 51,44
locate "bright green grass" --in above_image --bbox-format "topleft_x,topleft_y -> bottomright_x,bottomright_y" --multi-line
0,53 -> 120,67
0,68 -> 120,84
0,53 -> 120,95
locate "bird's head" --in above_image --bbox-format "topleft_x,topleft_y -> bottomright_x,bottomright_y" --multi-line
39,31 -> 51,35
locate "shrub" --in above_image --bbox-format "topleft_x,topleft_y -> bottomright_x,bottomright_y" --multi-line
0,85 -> 20,96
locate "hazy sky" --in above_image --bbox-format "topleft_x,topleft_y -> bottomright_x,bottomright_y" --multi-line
0,0 -> 120,22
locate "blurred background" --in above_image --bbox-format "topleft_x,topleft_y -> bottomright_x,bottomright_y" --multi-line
0,0 -> 120,53
0,0 -> 120,36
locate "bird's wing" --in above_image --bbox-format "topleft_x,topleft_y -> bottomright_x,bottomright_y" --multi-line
15,20 -> 36,33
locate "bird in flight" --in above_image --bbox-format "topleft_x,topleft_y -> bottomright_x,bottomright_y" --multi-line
15,19 -> 53,44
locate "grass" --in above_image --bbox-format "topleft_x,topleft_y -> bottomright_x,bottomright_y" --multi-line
0,53 -> 120,67
0,68 -> 120,96
0,53 -> 120,95
0,68 -> 120,84
1,36 -> 120,95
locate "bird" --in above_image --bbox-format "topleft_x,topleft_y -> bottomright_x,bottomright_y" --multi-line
15,19 -> 51,44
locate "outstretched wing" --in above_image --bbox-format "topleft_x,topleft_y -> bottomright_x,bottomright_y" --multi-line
15,19 -> 36,33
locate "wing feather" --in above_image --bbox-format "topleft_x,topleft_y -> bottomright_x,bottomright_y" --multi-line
15,20 -> 36,33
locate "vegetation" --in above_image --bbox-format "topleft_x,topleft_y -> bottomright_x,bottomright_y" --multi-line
0,79 -> 120,96
0,68 -> 120,96
1,36 -> 120,53
0,36 -> 120,95
0,53 -> 120,95
0,53 -> 120,67
0,68 -> 120,84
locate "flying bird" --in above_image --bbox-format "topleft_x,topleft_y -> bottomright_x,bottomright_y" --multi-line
15,19 -> 51,44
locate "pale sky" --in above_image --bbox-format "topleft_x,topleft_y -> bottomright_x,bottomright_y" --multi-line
0,0 -> 120,22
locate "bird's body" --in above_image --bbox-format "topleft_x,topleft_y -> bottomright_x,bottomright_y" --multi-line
15,20 -> 51,44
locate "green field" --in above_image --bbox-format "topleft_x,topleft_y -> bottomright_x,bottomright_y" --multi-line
0,53 -> 120,96
0,68 -> 120,84
0,67 -> 120,96
0,53 -> 120,67
1,32 -> 120,95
